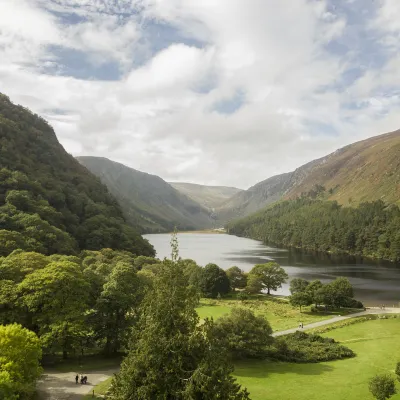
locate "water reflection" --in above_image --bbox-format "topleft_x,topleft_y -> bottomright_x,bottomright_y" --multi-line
144,233 -> 400,305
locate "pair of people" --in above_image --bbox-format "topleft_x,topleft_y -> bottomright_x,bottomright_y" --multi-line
298,322 -> 304,329
75,374 -> 88,384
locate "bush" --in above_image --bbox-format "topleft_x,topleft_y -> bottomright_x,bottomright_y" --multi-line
213,308 -> 273,359
369,374 -> 397,400
269,331 -> 355,363
237,292 -> 249,301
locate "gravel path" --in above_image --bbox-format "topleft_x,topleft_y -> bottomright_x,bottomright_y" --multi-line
272,307 -> 400,337
37,369 -> 118,400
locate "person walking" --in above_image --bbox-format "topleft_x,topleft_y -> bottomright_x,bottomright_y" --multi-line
75,374 -> 79,384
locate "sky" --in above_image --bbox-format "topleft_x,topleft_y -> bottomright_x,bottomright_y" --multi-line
1,0 -> 400,189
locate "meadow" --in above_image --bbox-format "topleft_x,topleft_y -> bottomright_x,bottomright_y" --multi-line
195,295 -> 354,332
233,318 -> 400,400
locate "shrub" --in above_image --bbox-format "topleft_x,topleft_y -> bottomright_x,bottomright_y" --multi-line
269,331 -> 355,363
369,374 -> 396,400
213,308 -> 273,359
237,292 -> 249,301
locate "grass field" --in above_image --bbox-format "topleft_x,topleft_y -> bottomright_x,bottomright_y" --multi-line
82,377 -> 113,399
196,296 -> 355,332
233,318 -> 400,400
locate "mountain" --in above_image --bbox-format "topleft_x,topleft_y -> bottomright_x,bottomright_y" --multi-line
169,182 -> 243,210
284,129 -> 400,205
77,157 -> 215,233
0,93 -> 154,256
216,173 -> 293,223
218,129 -> 400,223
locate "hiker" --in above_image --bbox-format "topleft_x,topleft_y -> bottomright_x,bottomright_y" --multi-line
80,374 -> 83,384
301,322 -> 304,329
83,376 -> 88,384
75,374 -> 78,384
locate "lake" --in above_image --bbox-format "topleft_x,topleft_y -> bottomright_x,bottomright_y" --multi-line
144,233 -> 400,306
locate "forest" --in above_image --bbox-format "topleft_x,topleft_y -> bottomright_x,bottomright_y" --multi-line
0,94 -> 154,257
227,198 -> 400,262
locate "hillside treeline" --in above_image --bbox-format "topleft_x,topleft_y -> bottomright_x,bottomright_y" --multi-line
227,198 -> 400,262
0,93 -> 154,256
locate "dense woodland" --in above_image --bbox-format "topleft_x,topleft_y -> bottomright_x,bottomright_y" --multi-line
0,94 -> 154,256
227,198 -> 400,262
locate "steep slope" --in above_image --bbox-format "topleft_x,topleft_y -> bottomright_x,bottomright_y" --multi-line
77,157 -> 215,233
284,129 -> 400,205
219,129 -> 400,223
216,172 -> 293,223
169,182 -> 243,209
0,93 -> 154,256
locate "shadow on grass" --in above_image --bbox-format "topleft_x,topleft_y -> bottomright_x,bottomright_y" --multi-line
233,360 -> 334,378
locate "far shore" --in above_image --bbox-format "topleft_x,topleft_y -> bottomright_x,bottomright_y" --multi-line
169,229 -> 227,234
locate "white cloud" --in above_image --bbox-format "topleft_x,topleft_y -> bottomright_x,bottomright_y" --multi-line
0,0 -> 400,188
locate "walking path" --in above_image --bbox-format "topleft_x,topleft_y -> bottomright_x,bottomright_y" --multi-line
37,308 -> 400,399
272,307 -> 400,337
37,368 -> 118,400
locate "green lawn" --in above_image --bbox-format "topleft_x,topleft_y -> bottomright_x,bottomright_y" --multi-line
82,377 -> 113,399
196,296 -> 354,332
233,318 -> 400,400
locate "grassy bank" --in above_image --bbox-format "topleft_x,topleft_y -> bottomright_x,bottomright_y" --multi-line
82,377 -> 113,399
196,295 -> 357,332
233,318 -> 400,400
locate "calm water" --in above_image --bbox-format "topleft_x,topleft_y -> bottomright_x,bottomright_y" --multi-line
144,233 -> 400,306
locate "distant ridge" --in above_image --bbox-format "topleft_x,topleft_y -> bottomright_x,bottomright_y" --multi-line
77,156 -> 215,233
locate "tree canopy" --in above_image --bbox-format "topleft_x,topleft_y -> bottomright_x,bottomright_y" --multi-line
0,94 -> 154,257
227,198 -> 400,262
247,262 -> 288,295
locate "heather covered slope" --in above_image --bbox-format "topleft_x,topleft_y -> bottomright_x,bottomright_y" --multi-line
284,129 -> 400,206
77,157 -> 215,233
0,94 -> 154,256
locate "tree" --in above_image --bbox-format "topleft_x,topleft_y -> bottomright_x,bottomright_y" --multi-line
18,261 -> 90,358
369,374 -> 396,400
245,273 -> 263,294
0,324 -> 42,400
248,262 -> 288,295
290,292 -> 312,312
289,278 -> 310,295
200,263 -> 231,298
92,262 -> 144,355
226,266 -> 247,290
326,277 -> 354,308
213,308 -> 273,359
109,260 -> 250,399
306,280 -> 323,307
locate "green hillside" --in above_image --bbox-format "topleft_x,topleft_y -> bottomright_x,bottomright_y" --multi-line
77,157 -> 215,233
285,129 -> 400,206
0,94 -> 154,256
227,198 -> 400,262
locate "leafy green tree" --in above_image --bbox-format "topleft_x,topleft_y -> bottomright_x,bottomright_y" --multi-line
213,308 -> 273,359
369,374 -> 396,400
289,278 -> 310,295
245,274 -> 263,294
110,260 -> 249,399
0,324 -> 42,399
18,261 -> 90,358
248,262 -> 288,295
306,280 -> 323,306
290,292 -> 312,312
200,263 -> 231,298
226,266 -> 247,290
92,262 -> 144,355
